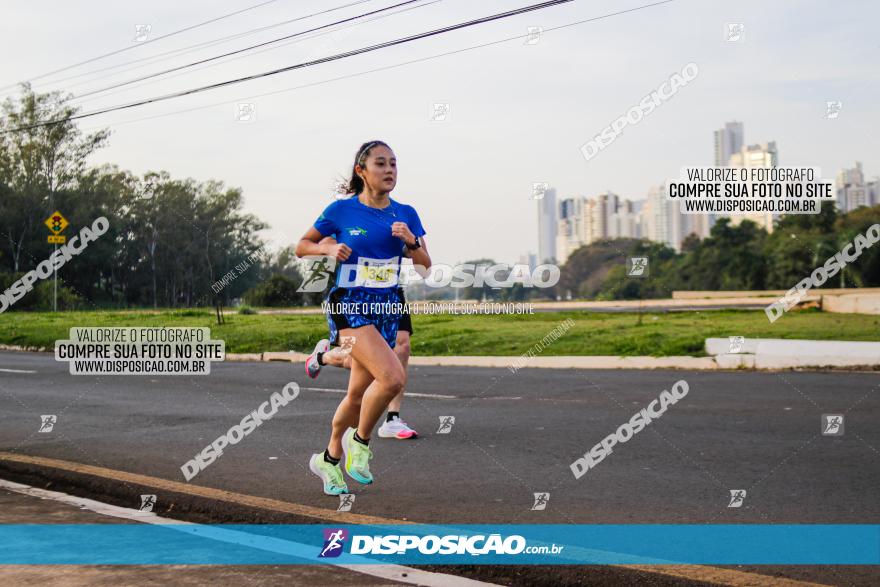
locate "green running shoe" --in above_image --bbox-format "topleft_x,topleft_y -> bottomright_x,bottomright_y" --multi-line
309,453 -> 348,495
342,428 -> 373,484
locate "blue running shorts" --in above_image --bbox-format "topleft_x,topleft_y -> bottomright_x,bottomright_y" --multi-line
325,287 -> 404,348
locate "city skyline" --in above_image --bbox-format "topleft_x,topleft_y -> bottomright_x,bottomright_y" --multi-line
531,119 -> 878,263
1,0 -> 877,265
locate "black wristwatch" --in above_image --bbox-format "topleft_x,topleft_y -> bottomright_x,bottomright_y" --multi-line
405,238 -> 421,251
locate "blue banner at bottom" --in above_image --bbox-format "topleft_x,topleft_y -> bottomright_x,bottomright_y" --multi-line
1,524 -> 877,565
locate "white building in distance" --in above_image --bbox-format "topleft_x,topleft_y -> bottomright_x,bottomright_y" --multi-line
537,187 -> 558,264
836,162 -> 873,213
727,141 -> 779,232
714,121 -> 744,167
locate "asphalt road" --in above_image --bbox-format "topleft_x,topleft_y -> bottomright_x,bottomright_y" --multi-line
1,350 -> 878,585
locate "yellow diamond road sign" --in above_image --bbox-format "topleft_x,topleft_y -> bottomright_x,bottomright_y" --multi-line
45,211 -> 69,236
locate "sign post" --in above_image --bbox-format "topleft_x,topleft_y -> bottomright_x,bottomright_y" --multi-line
44,211 -> 69,312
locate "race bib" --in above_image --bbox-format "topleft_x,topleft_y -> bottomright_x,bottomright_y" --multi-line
356,257 -> 399,288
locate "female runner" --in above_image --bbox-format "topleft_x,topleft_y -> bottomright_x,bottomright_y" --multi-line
295,140 -> 431,494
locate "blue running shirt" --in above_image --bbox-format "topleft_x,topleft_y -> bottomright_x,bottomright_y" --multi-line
313,196 -> 426,293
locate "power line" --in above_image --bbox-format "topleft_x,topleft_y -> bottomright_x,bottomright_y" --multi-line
77,0 -> 675,134
78,0 -> 675,135
5,0 -> 377,99
71,0 -> 441,109
70,0 -> 427,101
0,0 -> 286,92
2,0 -> 577,133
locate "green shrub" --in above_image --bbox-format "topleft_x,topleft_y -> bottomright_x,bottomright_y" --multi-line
243,274 -> 302,307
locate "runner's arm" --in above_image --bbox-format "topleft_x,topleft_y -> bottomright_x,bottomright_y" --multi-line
295,227 -> 350,261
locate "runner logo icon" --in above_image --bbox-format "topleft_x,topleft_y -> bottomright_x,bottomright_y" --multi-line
39,415 -> 56,433
337,494 -> 355,512
728,489 -> 746,508
298,257 -> 337,293
627,257 -> 648,277
139,494 -> 156,512
437,416 -> 455,434
319,528 -> 348,558
531,492 -> 549,510
821,414 -> 844,436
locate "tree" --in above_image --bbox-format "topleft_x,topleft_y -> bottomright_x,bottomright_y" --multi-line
0,84 -> 109,273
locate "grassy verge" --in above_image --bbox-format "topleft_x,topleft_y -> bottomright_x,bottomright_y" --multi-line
1,308 -> 878,356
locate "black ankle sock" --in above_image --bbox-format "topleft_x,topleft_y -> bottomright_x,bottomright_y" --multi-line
323,449 -> 340,465
353,431 -> 370,446
386,411 -> 399,422
316,352 -> 325,366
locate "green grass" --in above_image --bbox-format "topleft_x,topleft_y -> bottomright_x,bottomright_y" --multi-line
2,307 -> 879,356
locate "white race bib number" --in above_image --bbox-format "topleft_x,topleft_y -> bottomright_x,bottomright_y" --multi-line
356,257 -> 399,288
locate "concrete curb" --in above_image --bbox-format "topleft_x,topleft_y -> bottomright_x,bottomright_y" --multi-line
706,338 -> 880,370
2,344 -> 877,371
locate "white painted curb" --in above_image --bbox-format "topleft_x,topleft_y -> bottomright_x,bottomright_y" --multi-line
706,338 -> 880,369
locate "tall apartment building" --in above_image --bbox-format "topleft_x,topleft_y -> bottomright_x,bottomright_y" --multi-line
714,121 -> 744,167
836,162 -> 870,212
556,196 -> 585,265
610,199 -> 641,239
727,141 -> 779,232
537,187 -> 557,263
640,184 -> 685,251
584,192 -> 617,243
553,192 -> 644,263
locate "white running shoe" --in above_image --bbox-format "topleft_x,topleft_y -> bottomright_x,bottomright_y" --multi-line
305,339 -> 330,379
378,416 -> 418,439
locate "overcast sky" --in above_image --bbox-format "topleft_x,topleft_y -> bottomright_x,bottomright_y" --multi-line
2,0 -> 877,264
